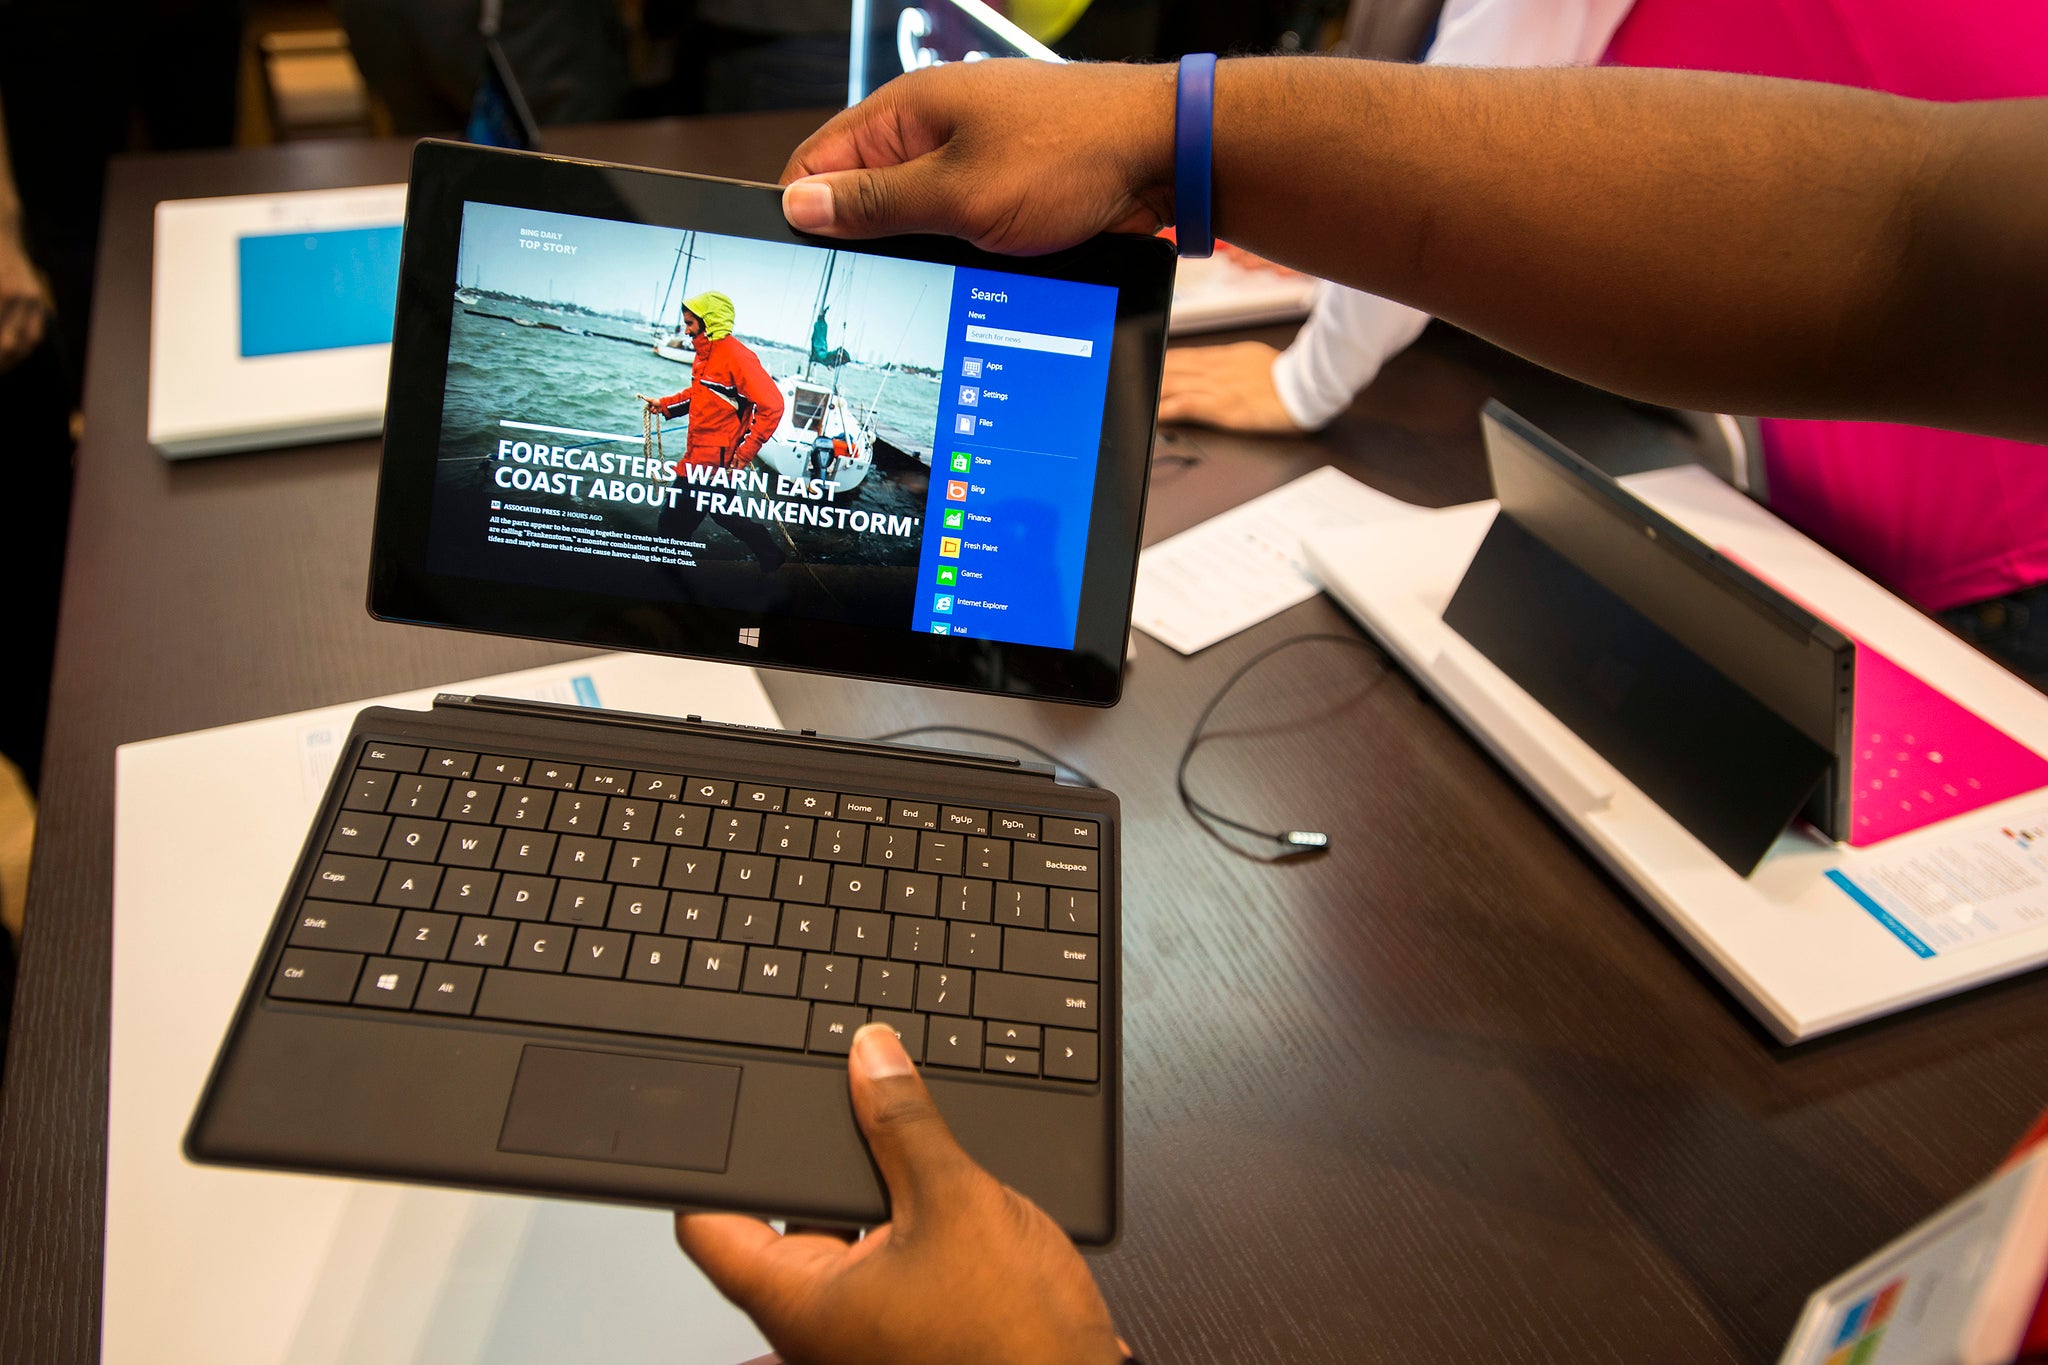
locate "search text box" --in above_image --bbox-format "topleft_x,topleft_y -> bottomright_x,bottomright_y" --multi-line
961,324 -> 1094,358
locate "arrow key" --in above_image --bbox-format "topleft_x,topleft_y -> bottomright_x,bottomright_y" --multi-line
926,1018 -> 982,1069
983,1045 -> 1040,1076
1043,1029 -> 1098,1083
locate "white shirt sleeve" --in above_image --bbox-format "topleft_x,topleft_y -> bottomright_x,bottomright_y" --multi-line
1270,0 -> 1638,430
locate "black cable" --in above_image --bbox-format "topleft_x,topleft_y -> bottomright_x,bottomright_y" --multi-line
870,634 -> 1388,860
868,725 -> 1100,789
1176,633 -> 1391,862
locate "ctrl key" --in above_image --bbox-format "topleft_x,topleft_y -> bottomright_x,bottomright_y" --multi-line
270,948 -> 365,1003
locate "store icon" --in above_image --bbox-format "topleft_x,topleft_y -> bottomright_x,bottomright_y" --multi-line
950,452 -> 971,473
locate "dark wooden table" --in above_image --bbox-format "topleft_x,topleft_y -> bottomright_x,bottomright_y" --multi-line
7,112 -> 2048,1365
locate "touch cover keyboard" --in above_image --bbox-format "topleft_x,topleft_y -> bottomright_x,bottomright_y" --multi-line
273,739 -> 1105,1082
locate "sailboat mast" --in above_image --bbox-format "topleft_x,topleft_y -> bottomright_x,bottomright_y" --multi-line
655,237 -> 685,329
676,231 -> 698,322
806,253 -> 837,382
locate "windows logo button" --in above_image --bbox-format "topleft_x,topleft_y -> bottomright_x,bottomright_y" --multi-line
737,627 -> 760,648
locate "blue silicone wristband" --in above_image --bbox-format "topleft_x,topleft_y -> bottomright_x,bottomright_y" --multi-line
1174,53 -> 1217,259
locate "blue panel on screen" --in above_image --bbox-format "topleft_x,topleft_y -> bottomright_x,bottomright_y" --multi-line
237,225 -> 402,357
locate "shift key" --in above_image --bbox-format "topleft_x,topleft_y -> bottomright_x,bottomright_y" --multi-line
1011,845 -> 1097,889
973,971 -> 1097,1030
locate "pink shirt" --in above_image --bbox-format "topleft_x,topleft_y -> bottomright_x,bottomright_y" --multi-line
1604,0 -> 2048,611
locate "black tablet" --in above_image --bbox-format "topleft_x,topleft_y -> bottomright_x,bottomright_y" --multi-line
371,140 -> 1175,705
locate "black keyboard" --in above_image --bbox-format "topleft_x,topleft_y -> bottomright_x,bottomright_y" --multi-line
271,738 -> 1105,1083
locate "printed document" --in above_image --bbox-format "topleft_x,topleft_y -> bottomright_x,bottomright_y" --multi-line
1132,465 -> 1409,653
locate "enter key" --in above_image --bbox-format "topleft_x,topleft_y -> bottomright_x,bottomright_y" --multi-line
1003,926 -> 1098,981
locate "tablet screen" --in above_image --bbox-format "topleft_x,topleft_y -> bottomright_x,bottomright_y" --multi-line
372,142 -> 1172,704
428,202 -> 1118,651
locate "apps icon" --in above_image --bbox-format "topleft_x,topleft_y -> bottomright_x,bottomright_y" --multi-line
957,385 -> 979,407
961,357 -> 982,378
950,451 -> 971,473
946,480 -> 968,501
930,623 -> 951,635
955,413 -> 976,436
935,565 -> 957,586
939,537 -> 961,558
932,593 -> 955,614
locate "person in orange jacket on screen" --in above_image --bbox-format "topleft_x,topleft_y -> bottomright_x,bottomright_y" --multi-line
641,290 -> 790,570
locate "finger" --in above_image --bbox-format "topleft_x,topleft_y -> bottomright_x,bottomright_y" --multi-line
1158,389 -> 1219,425
781,155 -> 961,241
847,1023 -> 975,1227
674,1211 -> 812,1319
676,1211 -> 782,1289
0,321 -> 28,370
16,304 -> 44,355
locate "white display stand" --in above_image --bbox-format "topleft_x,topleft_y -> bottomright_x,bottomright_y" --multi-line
107,653 -> 779,1364
1304,465 -> 2048,1042
149,184 -> 404,459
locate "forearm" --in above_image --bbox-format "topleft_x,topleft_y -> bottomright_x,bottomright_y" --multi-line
1193,59 -> 2048,440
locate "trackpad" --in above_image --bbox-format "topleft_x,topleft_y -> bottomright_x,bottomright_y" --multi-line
498,1046 -> 741,1172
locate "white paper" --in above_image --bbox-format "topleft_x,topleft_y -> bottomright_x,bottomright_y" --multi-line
1830,808 -> 2048,959
108,653 -> 778,1365
1131,465 -> 1411,653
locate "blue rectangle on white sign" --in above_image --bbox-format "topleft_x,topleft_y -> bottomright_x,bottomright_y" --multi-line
237,225 -> 402,357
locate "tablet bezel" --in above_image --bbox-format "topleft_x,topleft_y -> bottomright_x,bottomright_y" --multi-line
370,139 -> 1174,705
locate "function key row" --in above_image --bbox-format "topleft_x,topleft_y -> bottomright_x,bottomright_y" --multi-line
346,745 -> 1099,846
336,787 -> 1100,889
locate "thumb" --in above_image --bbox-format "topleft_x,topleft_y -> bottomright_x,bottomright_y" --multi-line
782,160 -> 957,241
847,1023 -> 976,1229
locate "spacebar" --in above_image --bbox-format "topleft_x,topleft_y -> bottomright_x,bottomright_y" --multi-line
476,971 -> 809,1051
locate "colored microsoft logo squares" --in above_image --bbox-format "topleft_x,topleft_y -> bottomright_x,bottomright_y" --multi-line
935,565 -> 957,586
932,593 -> 954,614
943,509 -> 965,530
929,622 -> 951,635
946,480 -> 968,501
1834,1300 -> 1870,1346
954,413 -> 976,435
1869,1281 -> 1901,1327
939,537 -> 961,558
1847,1329 -> 1884,1365
950,451 -> 971,473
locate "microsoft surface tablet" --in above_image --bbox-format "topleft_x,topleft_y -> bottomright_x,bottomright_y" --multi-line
371,141 -> 1174,704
